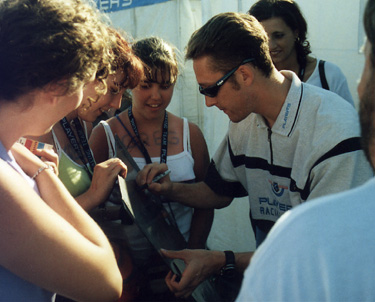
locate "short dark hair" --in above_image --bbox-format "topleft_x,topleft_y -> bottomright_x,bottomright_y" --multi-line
365,0 -> 375,66
132,36 -> 179,85
249,0 -> 311,68
0,0 -> 111,101
185,12 -> 273,77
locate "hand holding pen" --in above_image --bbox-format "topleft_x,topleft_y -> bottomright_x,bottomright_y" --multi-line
136,163 -> 172,194
138,169 -> 171,191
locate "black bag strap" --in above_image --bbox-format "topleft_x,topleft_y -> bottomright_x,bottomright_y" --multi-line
319,60 -> 330,90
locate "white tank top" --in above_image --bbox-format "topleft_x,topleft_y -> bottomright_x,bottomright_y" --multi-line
99,117 -> 195,262
132,117 -> 195,239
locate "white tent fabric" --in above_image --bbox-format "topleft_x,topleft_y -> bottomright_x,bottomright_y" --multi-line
104,0 -> 365,252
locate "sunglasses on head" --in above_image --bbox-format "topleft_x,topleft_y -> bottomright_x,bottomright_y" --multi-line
198,58 -> 255,98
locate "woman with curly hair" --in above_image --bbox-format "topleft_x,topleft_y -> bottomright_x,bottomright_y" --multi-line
0,0 -> 126,300
32,28 -> 143,212
30,26 -> 143,302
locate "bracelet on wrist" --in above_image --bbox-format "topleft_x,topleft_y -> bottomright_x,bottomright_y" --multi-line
31,164 -> 53,180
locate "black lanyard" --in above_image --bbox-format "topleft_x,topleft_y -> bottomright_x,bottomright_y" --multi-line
126,105 -> 168,164
60,117 -> 96,177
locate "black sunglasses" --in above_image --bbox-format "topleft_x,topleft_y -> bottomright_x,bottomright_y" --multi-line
198,58 -> 255,98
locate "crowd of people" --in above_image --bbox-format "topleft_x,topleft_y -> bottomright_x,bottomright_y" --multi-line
0,0 -> 374,301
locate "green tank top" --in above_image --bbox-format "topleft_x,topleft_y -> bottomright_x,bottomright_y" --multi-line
52,129 -> 91,198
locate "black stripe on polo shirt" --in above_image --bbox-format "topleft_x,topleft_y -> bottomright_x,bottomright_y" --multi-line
228,139 -> 292,178
288,83 -> 304,137
290,137 -> 363,200
311,137 -> 362,171
204,160 -> 248,198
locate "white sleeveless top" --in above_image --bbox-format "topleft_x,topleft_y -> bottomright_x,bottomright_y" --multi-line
132,117 -> 195,238
100,117 -> 195,242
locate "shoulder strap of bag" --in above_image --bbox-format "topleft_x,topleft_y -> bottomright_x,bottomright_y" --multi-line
319,60 -> 330,90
